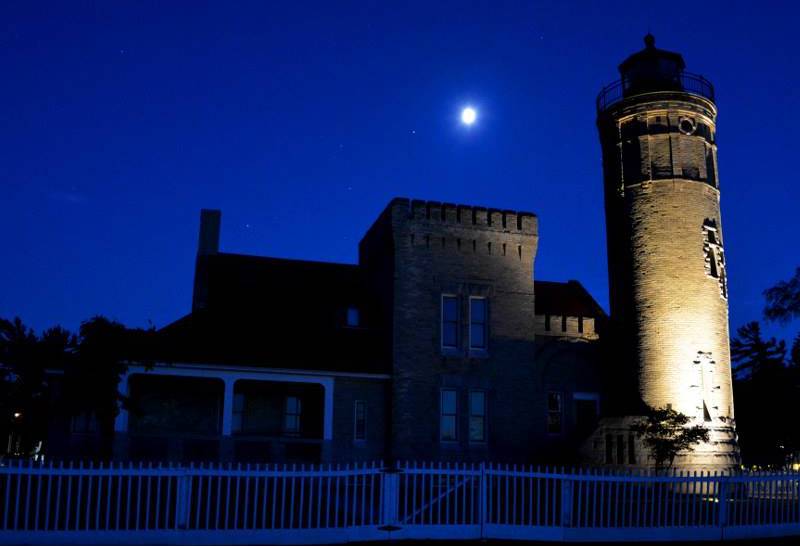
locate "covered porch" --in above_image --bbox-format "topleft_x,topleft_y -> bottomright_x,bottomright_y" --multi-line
113,363 -> 334,463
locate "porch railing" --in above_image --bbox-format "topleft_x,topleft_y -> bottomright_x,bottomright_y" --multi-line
0,459 -> 798,544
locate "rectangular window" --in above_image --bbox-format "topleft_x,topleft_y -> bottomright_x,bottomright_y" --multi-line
469,390 -> 486,442
346,307 -> 360,327
283,396 -> 302,435
71,411 -> 97,434
441,295 -> 459,349
605,434 -> 614,464
547,392 -> 563,434
354,400 -> 366,441
544,315 -> 551,331
469,297 -> 487,350
616,434 -> 625,465
232,392 -> 245,433
440,389 -> 457,441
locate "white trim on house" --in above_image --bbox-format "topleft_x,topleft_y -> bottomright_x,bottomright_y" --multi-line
120,360 -> 391,380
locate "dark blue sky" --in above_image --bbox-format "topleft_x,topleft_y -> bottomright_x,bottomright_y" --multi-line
2,1 -> 798,340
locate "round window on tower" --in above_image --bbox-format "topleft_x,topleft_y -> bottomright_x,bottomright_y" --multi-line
679,117 -> 696,135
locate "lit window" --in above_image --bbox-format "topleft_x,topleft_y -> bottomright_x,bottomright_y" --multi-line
346,307 -> 360,327
440,389 -> 457,441
547,392 -> 562,434
441,295 -> 459,349
283,396 -> 302,435
469,297 -> 487,350
354,400 -> 366,441
232,393 -> 245,433
469,391 -> 486,442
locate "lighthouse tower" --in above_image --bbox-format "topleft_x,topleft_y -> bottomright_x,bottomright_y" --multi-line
596,35 -> 739,471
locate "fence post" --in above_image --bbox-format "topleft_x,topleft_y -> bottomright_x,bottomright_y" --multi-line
175,470 -> 193,530
718,476 -> 729,529
379,466 -> 400,531
480,463 -> 487,538
561,472 -> 574,528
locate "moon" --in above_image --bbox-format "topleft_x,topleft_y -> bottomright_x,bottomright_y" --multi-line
461,107 -> 477,125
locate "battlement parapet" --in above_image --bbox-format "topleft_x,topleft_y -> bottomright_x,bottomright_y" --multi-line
388,197 -> 537,235
534,314 -> 599,340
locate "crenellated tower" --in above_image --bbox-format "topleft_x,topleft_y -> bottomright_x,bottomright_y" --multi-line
596,35 -> 739,471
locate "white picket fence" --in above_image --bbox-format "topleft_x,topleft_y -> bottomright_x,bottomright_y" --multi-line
0,459 -> 799,544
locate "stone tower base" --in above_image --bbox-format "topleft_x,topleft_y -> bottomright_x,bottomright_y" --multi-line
581,417 -> 740,473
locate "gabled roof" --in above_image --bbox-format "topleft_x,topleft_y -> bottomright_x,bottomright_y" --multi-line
534,280 -> 607,319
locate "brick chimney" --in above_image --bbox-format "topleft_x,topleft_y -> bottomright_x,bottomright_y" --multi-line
192,209 -> 221,310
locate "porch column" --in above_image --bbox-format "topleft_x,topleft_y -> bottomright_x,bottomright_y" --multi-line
221,377 -> 235,436
114,372 -> 130,432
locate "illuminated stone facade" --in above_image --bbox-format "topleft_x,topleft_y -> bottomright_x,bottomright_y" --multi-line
596,36 -> 739,471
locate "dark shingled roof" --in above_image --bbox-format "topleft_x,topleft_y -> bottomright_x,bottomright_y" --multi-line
152,252 -> 605,373
155,253 -> 388,375
534,280 -> 607,319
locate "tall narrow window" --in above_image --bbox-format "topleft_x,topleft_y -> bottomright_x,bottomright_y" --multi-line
232,393 -> 245,433
440,389 -> 458,441
547,392 -> 563,434
354,400 -> 366,441
441,295 -> 459,349
628,435 -> 637,464
469,390 -> 486,442
469,297 -> 487,350
283,396 -> 301,435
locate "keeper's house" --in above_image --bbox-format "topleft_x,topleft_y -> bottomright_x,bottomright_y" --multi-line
110,199 -> 607,464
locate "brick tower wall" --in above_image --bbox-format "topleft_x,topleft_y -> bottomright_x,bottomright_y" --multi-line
598,93 -> 739,471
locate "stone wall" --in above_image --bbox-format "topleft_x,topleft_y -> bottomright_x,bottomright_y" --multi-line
330,376 -> 390,462
359,198 -> 580,461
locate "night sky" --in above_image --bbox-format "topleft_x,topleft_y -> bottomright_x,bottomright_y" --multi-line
2,1 -> 798,341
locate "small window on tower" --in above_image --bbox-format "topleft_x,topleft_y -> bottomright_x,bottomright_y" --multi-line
703,401 -> 712,422
346,307 -> 360,328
